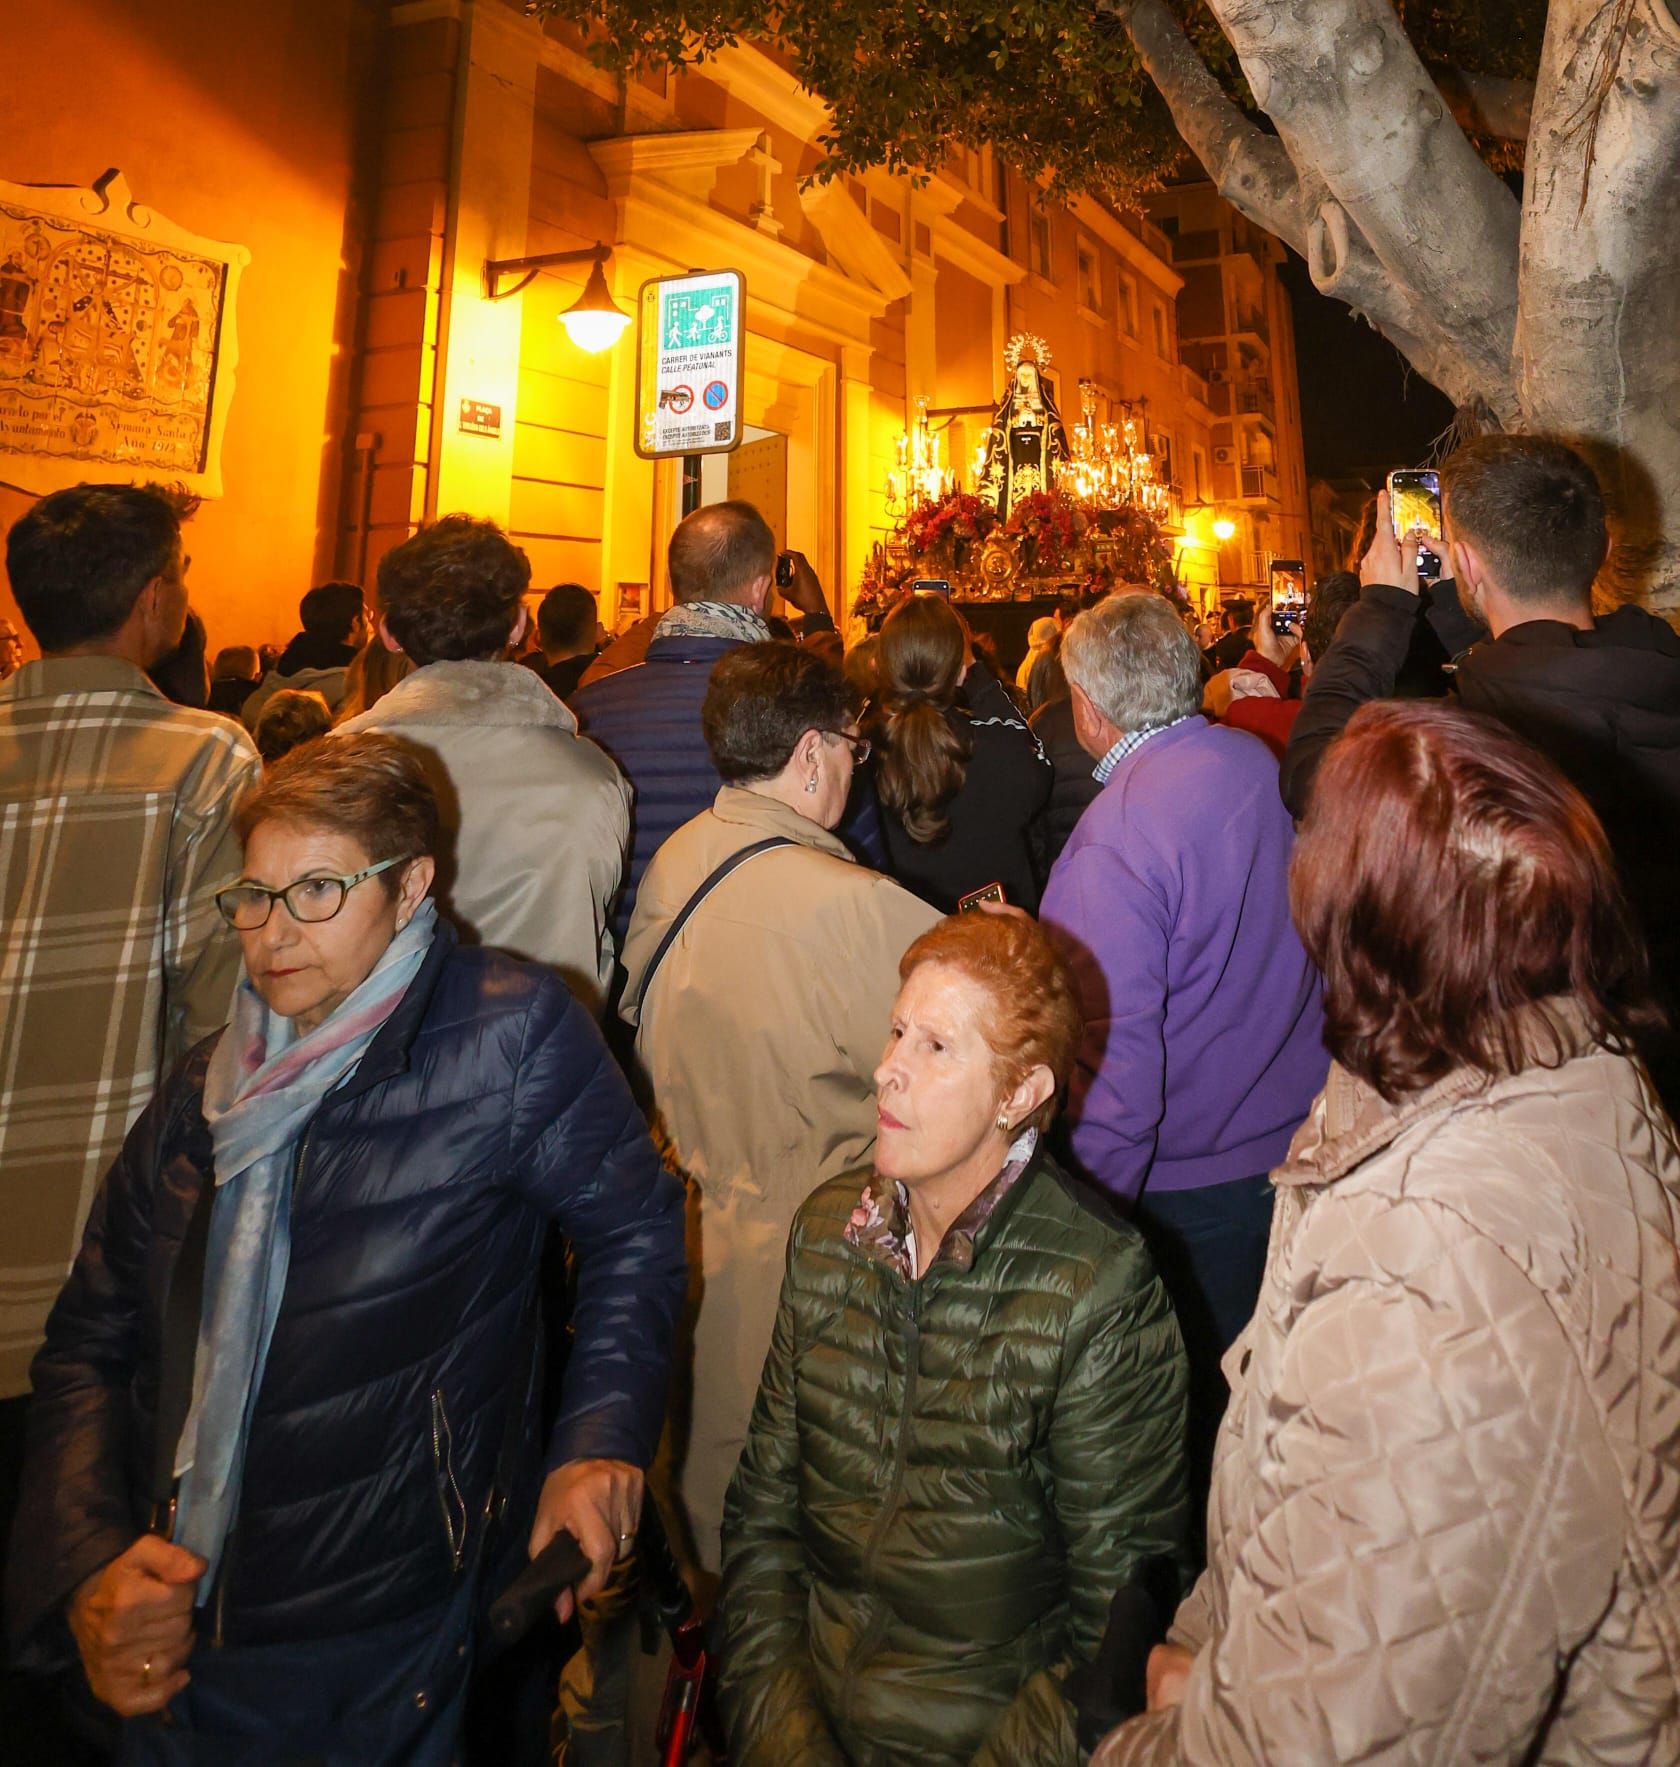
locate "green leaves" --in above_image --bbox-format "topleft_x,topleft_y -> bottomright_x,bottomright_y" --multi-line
526,0 -> 1539,202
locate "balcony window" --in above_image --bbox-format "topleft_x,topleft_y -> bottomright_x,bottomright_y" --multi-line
1028,206 -> 1053,281
1119,275 -> 1138,338
1077,242 -> 1102,314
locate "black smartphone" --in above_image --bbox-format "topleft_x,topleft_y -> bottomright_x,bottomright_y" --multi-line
1387,469 -> 1443,579
774,552 -> 795,589
1268,561 -> 1306,636
908,579 -> 952,599
958,882 -> 1006,913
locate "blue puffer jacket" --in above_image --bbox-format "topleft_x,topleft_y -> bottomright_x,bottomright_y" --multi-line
572,631 -> 883,942
6,920 -> 687,1663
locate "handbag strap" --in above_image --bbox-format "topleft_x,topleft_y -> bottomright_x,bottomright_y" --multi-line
150,1167 -> 217,1525
638,836 -> 796,1009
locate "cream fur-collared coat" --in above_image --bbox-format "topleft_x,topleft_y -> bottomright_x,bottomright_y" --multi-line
338,660 -> 629,1012
1096,1005 -> 1680,1765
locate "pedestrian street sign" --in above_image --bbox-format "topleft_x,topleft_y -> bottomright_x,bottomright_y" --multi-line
635,269 -> 746,459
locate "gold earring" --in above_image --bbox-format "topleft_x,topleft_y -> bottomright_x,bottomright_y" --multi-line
995,1112 -> 1009,1133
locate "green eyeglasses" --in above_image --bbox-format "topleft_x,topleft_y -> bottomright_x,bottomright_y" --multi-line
215,856 -> 411,930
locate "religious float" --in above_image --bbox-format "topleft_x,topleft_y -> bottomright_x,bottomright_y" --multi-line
853,333 -> 1187,645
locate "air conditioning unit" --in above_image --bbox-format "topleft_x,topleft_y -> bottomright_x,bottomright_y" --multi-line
1213,446 -> 1235,463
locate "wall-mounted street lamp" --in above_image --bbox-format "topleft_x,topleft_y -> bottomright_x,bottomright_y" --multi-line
483,245 -> 631,354
1213,517 -> 1237,541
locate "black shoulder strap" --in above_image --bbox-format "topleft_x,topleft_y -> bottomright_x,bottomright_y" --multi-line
638,837 -> 796,1008
150,1168 -> 217,1526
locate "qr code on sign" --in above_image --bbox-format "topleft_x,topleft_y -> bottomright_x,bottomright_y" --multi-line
714,422 -> 732,443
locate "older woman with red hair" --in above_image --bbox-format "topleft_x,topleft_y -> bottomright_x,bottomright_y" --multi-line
1095,700 -> 1680,1766
719,911 -> 1188,1767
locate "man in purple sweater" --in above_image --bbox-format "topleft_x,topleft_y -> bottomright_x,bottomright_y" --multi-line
1041,592 -> 1326,1512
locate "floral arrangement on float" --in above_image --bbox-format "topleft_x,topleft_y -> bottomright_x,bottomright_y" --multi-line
900,491 -> 997,569
1003,489 -> 1088,571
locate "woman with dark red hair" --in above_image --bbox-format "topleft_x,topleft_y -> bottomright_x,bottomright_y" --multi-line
1094,700 -> 1680,1765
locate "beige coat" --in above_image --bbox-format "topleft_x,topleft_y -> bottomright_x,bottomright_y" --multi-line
1096,1006 -> 1680,1765
620,786 -> 939,1573
337,660 -> 628,1012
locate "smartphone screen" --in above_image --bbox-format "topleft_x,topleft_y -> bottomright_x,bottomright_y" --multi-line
1268,562 -> 1306,634
908,579 -> 952,599
1388,470 -> 1443,544
958,882 -> 1005,913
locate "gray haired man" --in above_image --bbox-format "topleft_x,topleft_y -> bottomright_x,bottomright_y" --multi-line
1040,592 -> 1326,1520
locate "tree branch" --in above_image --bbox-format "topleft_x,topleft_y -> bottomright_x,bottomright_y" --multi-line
1102,0 -> 1305,254
1520,0 -> 1680,607
1109,0 -> 1513,419
1202,0 -> 1522,420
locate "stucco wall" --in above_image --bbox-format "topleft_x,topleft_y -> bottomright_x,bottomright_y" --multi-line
0,0 -> 378,658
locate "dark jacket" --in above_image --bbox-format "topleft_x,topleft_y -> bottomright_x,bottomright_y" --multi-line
6,922 -> 686,1665
875,664 -> 1054,914
1028,694 -> 1103,873
571,621 -> 879,942
719,1151 -> 1187,1767
1282,582 -> 1680,1010
521,650 -> 595,703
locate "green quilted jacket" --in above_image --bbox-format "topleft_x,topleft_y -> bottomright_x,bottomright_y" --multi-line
719,1148 -> 1189,1766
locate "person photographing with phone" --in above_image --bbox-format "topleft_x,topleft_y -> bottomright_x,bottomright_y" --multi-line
1280,435 -> 1680,1102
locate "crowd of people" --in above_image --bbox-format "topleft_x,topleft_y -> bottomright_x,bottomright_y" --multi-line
1,431 -> 1679,1766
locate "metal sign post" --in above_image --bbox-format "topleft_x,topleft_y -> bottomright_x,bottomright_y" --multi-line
634,269 -> 746,461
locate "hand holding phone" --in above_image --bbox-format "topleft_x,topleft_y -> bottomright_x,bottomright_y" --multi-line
776,549 -> 828,617
958,882 -> 1006,913
1363,490 -> 1422,599
1387,469 -> 1443,580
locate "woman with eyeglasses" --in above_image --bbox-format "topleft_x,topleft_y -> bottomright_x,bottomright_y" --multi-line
610,645 -> 939,1617
6,733 -> 686,1764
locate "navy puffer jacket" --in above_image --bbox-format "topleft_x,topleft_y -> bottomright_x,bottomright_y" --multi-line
572,631 -> 883,942
6,921 -> 687,1664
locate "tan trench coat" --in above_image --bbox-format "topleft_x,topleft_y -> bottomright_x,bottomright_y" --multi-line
620,786 -> 939,1573
1097,1005 -> 1680,1765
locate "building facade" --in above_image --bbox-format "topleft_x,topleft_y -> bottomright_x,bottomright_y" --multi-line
0,0 -> 1315,649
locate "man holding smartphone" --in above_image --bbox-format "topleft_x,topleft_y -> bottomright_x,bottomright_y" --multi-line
1281,434 -> 1680,1100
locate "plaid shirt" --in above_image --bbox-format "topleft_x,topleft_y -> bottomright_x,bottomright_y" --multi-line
1092,715 -> 1196,784
0,658 -> 260,1396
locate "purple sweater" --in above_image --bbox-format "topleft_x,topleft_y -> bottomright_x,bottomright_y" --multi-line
1041,717 -> 1326,1203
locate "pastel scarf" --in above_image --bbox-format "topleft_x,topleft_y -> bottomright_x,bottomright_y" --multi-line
171,898 -> 438,1597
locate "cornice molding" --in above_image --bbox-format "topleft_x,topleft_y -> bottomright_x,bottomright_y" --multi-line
589,128 -> 763,200
799,181 -> 913,301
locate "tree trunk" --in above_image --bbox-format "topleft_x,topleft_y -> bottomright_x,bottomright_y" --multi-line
1519,0 -> 1680,610
1122,0 -> 1680,610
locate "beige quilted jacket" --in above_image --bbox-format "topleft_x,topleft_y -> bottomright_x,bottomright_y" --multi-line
1096,1005 -> 1680,1764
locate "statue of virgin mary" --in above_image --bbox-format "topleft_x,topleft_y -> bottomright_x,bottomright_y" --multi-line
977,334 -> 1071,519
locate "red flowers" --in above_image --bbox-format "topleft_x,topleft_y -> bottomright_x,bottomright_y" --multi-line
902,492 -> 996,559
1004,490 -> 1087,568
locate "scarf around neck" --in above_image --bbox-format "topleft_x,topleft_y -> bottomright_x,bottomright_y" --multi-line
655,601 -> 771,644
171,898 -> 438,1597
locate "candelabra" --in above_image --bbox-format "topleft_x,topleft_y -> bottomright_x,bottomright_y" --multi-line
1067,383 -> 1170,518
885,396 -> 955,520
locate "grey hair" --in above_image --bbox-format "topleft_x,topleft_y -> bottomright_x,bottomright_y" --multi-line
1060,593 -> 1204,732
667,499 -> 777,605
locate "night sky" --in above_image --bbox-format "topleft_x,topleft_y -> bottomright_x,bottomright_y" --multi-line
1279,254 -> 1455,486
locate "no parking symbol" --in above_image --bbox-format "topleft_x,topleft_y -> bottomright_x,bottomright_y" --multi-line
703,380 -> 730,410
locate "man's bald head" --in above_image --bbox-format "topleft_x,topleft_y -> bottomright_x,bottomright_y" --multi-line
667,500 -> 777,607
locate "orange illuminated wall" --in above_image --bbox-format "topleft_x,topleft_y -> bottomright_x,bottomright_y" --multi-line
0,0 -> 379,658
